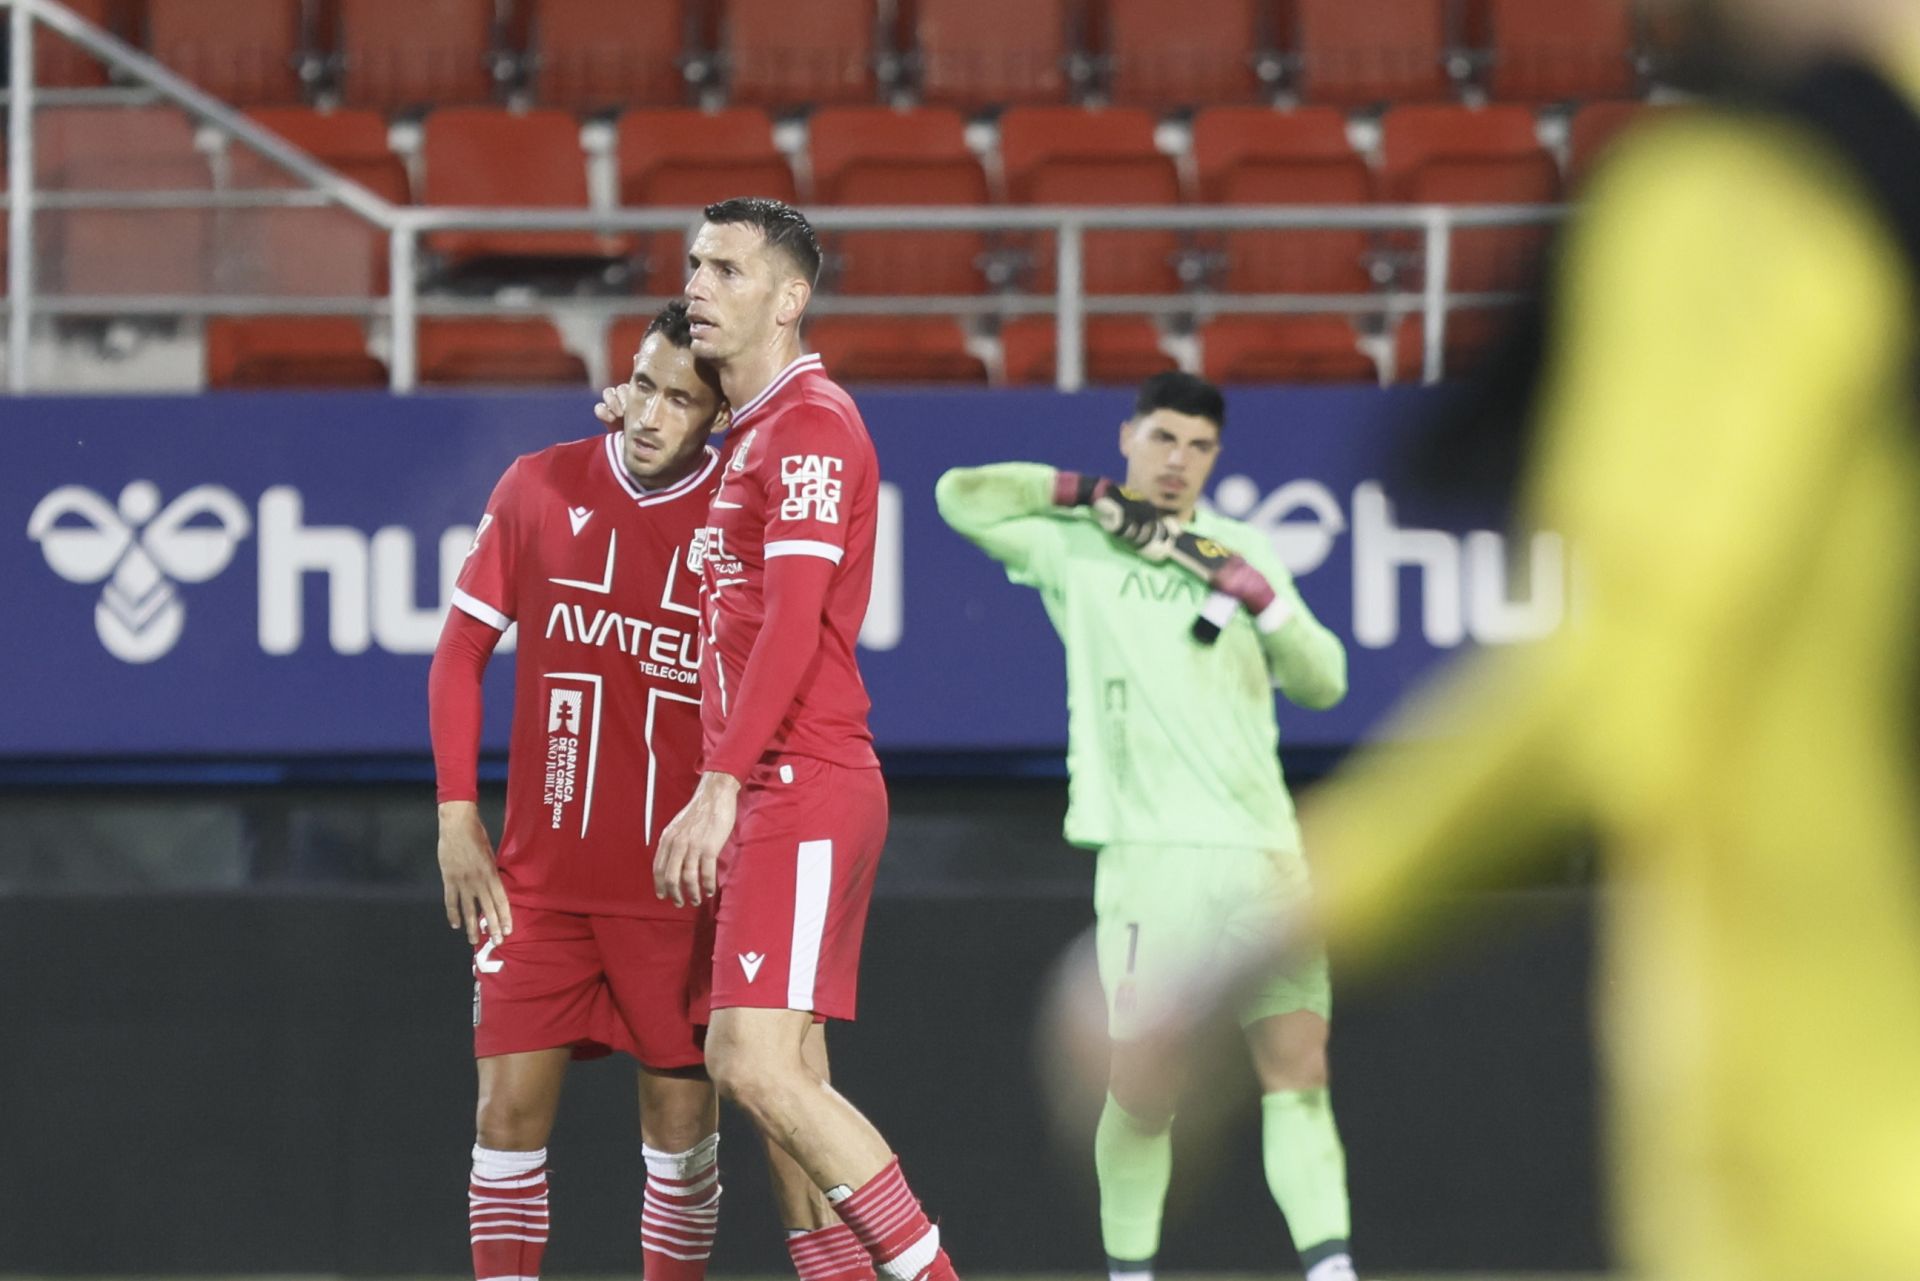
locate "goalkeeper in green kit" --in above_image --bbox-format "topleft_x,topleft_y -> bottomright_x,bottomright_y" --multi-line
935,373 -> 1358,1281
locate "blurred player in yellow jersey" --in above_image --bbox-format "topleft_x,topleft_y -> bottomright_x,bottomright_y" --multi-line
1048,2 -> 1920,1279
1301,2 -> 1920,1279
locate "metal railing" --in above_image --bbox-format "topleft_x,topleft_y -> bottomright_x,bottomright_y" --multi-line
2,0 -> 1570,393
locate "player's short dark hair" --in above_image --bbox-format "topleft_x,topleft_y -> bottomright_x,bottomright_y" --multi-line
703,196 -> 823,288
635,299 -> 721,392
645,298 -> 695,347
1135,371 -> 1226,432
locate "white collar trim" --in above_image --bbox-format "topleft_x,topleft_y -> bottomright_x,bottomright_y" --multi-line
603,435 -> 720,506
732,353 -> 824,428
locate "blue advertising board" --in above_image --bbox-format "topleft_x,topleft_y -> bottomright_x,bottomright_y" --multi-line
2,388 -> 1569,762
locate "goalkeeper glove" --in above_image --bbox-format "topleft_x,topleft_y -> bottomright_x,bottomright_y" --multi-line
1177,539 -> 1295,644
1053,471 -> 1177,561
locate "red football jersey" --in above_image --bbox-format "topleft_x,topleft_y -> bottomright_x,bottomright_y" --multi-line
454,433 -> 721,919
696,354 -> 880,773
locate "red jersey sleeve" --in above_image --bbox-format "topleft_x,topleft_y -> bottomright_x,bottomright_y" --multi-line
427,607 -> 504,803
760,407 -> 865,570
702,555 -> 835,780
451,459 -> 525,630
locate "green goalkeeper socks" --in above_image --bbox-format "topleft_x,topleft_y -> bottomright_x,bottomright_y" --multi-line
1094,1094 -> 1173,1265
1261,1088 -> 1353,1257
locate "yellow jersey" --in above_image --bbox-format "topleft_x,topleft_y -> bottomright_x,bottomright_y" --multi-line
1309,53 -> 1920,1281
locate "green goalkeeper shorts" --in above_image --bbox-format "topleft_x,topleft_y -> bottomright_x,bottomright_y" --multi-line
1093,841 -> 1331,1042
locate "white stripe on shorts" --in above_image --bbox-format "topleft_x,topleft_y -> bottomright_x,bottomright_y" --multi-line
788,839 -> 834,1011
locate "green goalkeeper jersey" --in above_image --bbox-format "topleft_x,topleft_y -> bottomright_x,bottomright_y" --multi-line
936,461 -> 1347,851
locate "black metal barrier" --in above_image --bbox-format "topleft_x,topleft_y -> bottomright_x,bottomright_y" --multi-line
1,889 -> 1604,1273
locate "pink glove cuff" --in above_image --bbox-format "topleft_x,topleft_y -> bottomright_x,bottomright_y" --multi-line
1214,555 -> 1277,614
1052,471 -> 1109,507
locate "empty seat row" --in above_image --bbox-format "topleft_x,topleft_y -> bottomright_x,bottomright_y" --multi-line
44,0 -> 1652,113
205,310 -> 1506,390
806,312 -> 1507,384
31,101 -> 1649,299
206,315 -> 585,387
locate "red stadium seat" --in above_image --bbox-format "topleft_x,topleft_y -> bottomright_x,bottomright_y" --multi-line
1201,315 -> 1377,383
1569,100 -> 1674,183
529,0 -> 693,110
1381,106 -> 1558,292
810,104 -> 973,195
1378,103 -> 1544,196
206,317 -> 388,389
1103,0 -> 1267,109
36,107 -> 213,296
418,317 -> 590,386
806,317 -> 987,383
1191,106 -> 1354,196
606,314 -> 653,384
221,110 -> 405,298
1000,315 -> 1175,386
36,0 -> 113,88
422,108 -> 625,270
618,107 -> 797,294
999,106 -> 1183,295
1409,154 -> 1559,291
337,0 -> 499,111
1216,158 -> 1374,294
721,0 -> 878,109
619,107 -> 788,198
1293,0 -> 1453,106
809,107 -> 988,295
242,107 -> 411,203
1483,0 -> 1637,102
1394,307 -> 1517,382
1193,109 -> 1371,295
148,0 -> 308,106
912,0 -> 1074,111
1205,316 -> 1374,386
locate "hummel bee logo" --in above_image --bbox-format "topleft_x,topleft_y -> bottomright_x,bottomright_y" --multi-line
567,506 -> 593,535
739,951 -> 766,982
28,480 -> 252,663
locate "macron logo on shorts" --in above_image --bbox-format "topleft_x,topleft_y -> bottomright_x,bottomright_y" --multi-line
739,951 -> 766,983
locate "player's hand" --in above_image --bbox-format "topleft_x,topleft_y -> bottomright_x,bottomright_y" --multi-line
1056,473 -> 1177,562
1091,487 -> 1179,562
654,771 -> 740,908
438,800 -> 511,945
593,382 -> 633,428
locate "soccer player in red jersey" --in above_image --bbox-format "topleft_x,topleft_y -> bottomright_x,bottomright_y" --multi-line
429,302 -> 733,1281
653,197 -> 961,1281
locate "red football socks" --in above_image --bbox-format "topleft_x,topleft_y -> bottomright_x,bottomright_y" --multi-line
788,1222 -> 878,1281
829,1158 -> 956,1281
642,1134 -> 721,1279
470,1145 -> 550,1280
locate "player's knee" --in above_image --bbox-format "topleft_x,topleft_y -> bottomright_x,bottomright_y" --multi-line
646,1110 -> 715,1154
1107,1048 -> 1182,1129
1259,1043 -> 1329,1092
641,1078 -> 718,1152
704,1036 -> 784,1115
1107,1082 -> 1177,1132
475,1090 -> 553,1151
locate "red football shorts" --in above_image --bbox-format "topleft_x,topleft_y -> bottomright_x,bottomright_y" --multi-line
697,756 -> 888,1022
472,905 -> 705,1070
